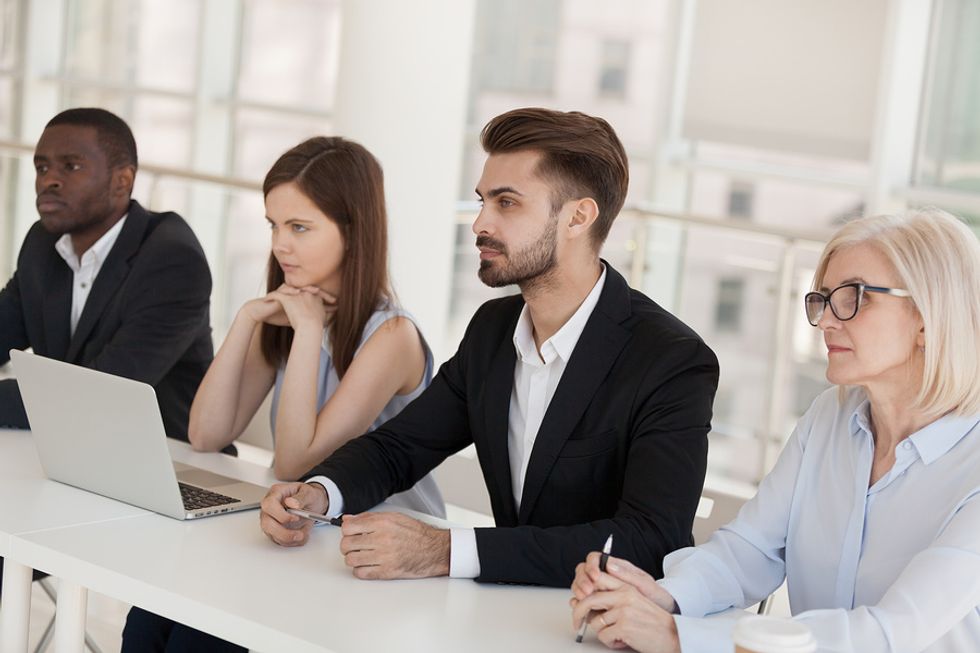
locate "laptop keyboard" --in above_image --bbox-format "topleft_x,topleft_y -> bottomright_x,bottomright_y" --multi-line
179,482 -> 238,511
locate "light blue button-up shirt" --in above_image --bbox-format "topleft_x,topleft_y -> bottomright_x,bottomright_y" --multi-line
658,386 -> 980,652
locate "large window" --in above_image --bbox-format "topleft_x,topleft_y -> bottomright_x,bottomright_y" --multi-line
3,0 -> 979,489
471,0 -> 561,94
917,0 -> 980,195
0,0 -> 342,332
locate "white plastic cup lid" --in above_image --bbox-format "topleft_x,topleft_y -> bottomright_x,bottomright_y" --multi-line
733,615 -> 817,653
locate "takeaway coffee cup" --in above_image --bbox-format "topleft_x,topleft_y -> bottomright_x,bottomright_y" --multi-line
733,615 -> 817,653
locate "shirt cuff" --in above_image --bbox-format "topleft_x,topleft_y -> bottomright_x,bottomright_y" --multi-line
673,610 -> 744,651
306,476 -> 344,518
658,548 -> 714,618
449,528 -> 480,578
657,576 -> 706,617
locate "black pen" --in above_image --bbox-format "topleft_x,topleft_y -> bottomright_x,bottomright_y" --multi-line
576,534 -> 614,643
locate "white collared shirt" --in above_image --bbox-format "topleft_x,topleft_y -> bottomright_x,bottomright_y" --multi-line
659,386 -> 980,652
450,264 -> 607,578
507,267 -> 607,508
54,215 -> 127,335
308,264 -> 608,580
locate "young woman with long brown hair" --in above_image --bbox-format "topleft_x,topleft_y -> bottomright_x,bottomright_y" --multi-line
188,135 -> 443,514
122,137 -> 443,652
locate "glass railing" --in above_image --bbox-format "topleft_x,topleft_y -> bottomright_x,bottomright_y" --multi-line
1,140 -> 833,487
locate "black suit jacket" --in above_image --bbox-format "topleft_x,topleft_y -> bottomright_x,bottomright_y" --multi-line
305,263 -> 719,586
0,200 -> 213,440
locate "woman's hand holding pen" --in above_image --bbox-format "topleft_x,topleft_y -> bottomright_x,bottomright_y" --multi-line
570,553 -> 680,652
572,553 -> 677,613
571,583 -> 681,653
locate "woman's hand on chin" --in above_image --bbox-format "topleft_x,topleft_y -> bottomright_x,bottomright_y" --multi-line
241,291 -> 290,326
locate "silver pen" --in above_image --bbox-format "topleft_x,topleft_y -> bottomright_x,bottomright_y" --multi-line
575,534 -> 614,643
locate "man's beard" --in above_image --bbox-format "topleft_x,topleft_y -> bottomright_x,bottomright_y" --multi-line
477,215 -> 558,288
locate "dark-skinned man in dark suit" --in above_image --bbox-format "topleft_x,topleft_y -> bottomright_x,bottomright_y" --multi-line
0,107 -> 212,438
260,107 -> 719,588
0,107 -> 213,587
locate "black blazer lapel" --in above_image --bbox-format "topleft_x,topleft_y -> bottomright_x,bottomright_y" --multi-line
40,253 -> 72,359
482,318 -> 520,525
517,265 -> 632,524
66,202 -> 148,362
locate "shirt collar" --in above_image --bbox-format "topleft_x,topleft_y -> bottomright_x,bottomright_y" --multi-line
512,264 -> 607,365
908,413 -> 980,465
849,397 -> 873,437
848,393 -> 979,465
54,214 -> 128,271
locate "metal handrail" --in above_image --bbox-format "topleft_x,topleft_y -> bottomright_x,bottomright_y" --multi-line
1,138 -> 832,484
0,139 -> 263,192
456,201 -> 833,244
3,138 -> 836,243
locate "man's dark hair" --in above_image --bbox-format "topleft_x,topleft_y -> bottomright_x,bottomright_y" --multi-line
46,107 -> 138,169
480,107 -> 629,250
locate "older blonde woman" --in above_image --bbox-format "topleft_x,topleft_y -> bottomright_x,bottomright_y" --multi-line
571,208 -> 980,653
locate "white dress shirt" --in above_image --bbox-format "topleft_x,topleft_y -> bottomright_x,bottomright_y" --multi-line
308,265 -> 607,579
658,386 -> 980,653
54,215 -> 127,335
449,265 -> 606,578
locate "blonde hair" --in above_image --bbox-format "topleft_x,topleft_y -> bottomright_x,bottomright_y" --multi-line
812,208 -> 980,417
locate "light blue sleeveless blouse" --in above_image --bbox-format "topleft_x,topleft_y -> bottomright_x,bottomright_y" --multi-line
270,305 -> 445,518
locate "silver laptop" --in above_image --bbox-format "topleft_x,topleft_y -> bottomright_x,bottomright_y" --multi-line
11,350 -> 268,520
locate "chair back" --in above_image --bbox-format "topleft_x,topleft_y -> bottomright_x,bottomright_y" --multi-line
237,392 -> 274,450
693,486 -> 750,545
432,445 -> 493,516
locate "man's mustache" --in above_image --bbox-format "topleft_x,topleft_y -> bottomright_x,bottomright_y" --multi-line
475,235 -> 506,253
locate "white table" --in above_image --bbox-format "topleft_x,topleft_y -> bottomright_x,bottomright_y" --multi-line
0,429 -> 148,651
1,431 -> 586,652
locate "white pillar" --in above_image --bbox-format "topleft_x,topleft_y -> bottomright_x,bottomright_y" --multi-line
0,559 -> 32,652
333,0 -> 476,362
9,0 -> 69,253
641,0 -> 699,313
53,579 -> 87,653
866,0 -> 933,215
186,0 -> 243,334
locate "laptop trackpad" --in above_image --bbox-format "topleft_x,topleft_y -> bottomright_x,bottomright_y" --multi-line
176,468 -> 240,489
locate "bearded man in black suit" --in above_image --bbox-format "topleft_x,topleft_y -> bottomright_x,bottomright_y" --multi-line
260,107 -> 720,588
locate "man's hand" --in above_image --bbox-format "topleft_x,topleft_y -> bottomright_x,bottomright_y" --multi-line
259,482 -> 329,547
339,512 -> 450,580
571,584 -> 681,653
571,552 -> 677,613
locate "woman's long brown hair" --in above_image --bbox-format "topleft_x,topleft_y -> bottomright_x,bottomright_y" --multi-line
259,136 -> 390,378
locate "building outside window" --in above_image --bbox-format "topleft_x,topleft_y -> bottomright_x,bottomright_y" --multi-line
714,277 -> 745,333
727,181 -> 754,219
598,39 -> 631,98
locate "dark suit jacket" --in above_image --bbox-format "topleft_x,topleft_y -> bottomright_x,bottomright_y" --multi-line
0,199 -> 213,440
305,263 -> 719,587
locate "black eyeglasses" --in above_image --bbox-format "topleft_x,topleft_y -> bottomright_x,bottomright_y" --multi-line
804,282 -> 911,326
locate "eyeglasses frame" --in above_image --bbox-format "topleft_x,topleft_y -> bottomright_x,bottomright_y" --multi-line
804,282 -> 911,326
